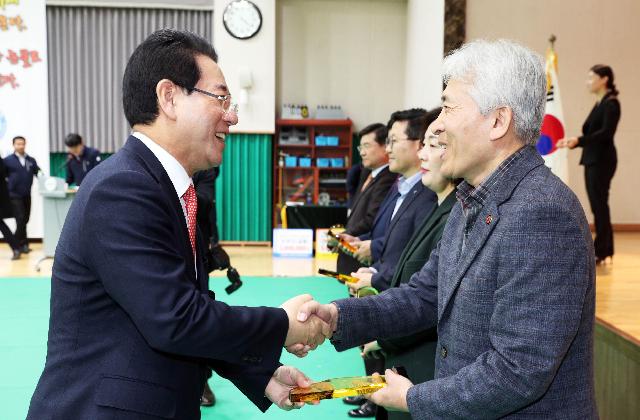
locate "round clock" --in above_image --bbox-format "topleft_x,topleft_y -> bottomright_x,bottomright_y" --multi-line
223,0 -> 263,40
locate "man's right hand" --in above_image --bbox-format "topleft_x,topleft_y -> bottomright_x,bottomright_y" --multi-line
285,301 -> 339,358
281,295 -> 331,349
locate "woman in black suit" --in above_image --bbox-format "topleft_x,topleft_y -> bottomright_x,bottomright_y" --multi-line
558,64 -> 620,264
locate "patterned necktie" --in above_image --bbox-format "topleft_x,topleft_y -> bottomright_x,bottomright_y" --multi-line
182,184 -> 197,257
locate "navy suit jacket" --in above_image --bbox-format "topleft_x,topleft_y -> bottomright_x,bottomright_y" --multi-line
358,182 -> 399,262
369,181 -> 436,291
65,145 -> 102,186
27,136 -> 289,420
3,153 -> 40,198
331,147 -> 597,419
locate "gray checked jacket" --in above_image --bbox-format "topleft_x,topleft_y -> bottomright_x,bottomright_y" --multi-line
331,146 -> 597,419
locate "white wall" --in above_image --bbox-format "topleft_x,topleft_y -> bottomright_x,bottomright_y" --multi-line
0,0 -> 50,239
277,0 -> 407,130
404,0 -> 444,110
214,0 -> 276,133
467,0 -> 640,224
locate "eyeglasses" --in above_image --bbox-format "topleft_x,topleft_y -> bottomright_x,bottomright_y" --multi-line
385,136 -> 411,148
188,87 -> 238,114
356,143 -> 374,153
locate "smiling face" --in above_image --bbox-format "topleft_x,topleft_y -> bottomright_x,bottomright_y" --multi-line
386,120 -> 422,177
418,123 -> 450,193
430,79 -> 496,185
358,132 -> 388,170
174,55 -> 238,174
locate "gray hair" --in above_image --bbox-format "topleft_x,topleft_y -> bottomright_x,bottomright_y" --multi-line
442,39 -> 546,146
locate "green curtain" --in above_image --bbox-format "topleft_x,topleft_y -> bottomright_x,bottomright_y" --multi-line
49,134 -> 272,242
216,133 -> 272,241
49,152 -> 112,180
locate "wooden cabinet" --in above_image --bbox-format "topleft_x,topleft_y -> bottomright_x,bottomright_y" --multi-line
273,118 -> 353,227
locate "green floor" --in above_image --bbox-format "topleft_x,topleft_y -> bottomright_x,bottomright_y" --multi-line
0,276 -> 362,419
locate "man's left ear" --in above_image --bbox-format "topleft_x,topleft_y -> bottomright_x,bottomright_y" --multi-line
489,106 -> 512,141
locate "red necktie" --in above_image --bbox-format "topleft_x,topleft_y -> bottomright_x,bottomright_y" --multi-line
182,184 -> 197,257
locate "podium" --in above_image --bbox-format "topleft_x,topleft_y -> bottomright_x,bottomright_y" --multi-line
37,176 -> 76,271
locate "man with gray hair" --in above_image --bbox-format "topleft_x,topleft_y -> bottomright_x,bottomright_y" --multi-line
292,39 -> 597,418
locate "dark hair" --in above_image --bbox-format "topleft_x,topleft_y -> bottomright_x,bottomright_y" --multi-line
122,29 -> 219,127
64,133 -> 83,147
425,107 -> 442,128
359,123 -> 388,146
387,108 -> 428,141
590,64 -> 619,96
12,136 -> 25,144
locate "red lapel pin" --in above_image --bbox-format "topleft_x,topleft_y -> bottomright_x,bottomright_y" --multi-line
485,214 -> 493,224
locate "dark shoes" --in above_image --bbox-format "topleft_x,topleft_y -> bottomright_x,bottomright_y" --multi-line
348,400 -> 377,417
11,249 -> 21,260
343,395 -> 367,405
200,382 -> 216,407
596,256 -> 613,265
20,245 -> 31,254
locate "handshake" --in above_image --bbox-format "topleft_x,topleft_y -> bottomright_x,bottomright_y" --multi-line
267,294 -> 412,412
264,295 -> 339,410
280,294 -> 338,357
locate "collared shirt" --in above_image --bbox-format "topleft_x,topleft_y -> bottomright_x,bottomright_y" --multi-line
456,146 -> 528,251
391,171 -> 423,219
370,163 -> 389,178
15,152 -> 26,167
132,132 -> 197,276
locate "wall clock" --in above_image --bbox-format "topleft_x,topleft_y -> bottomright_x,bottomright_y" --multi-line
223,0 -> 262,40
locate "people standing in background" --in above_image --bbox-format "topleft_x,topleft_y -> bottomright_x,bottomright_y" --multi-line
557,64 -> 620,265
3,136 -> 40,254
0,157 -> 21,260
333,123 -> 396,276
64,133 -> 102,186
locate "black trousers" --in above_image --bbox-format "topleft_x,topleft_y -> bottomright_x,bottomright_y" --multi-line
10,197 -> 31,248
0,219 -> 19,251
584,162 -> 616,259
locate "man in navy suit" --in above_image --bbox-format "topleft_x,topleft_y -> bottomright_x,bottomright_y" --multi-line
293,40 -> 597,419
27,30 -> 327,420
340,108 -> 437,418
3,135 -> 40,253
64,132 -> 102,186
351,108 -> 439,292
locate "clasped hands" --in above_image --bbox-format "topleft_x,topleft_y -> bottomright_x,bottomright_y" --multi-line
327,233 -> 372,265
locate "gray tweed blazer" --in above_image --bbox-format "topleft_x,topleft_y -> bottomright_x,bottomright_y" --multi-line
332,146 -> 597,419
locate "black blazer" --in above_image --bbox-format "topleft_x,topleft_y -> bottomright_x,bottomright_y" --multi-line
0,158 -> 13,218
27,136 -> 289,420
345,166 -> 397,237
577,92 -> 620,167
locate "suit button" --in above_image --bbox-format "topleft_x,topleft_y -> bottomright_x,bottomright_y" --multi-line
441,346 -> 448,359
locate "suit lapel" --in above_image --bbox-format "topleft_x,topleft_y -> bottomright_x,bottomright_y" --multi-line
389,191 -> 455,288
123,137 -> 197,285
438,147 -> 546,321
438,202 -> 499,320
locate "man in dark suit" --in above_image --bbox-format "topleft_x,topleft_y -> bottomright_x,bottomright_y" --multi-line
294,40 -> 597,419
0,157 -> 21,260
352,108 -> 438,292
335,123 -> 396,275
343,108 -> 437,419
64,132 -> 102,186
27,29 -> 327,420
3,135 -> 40,254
